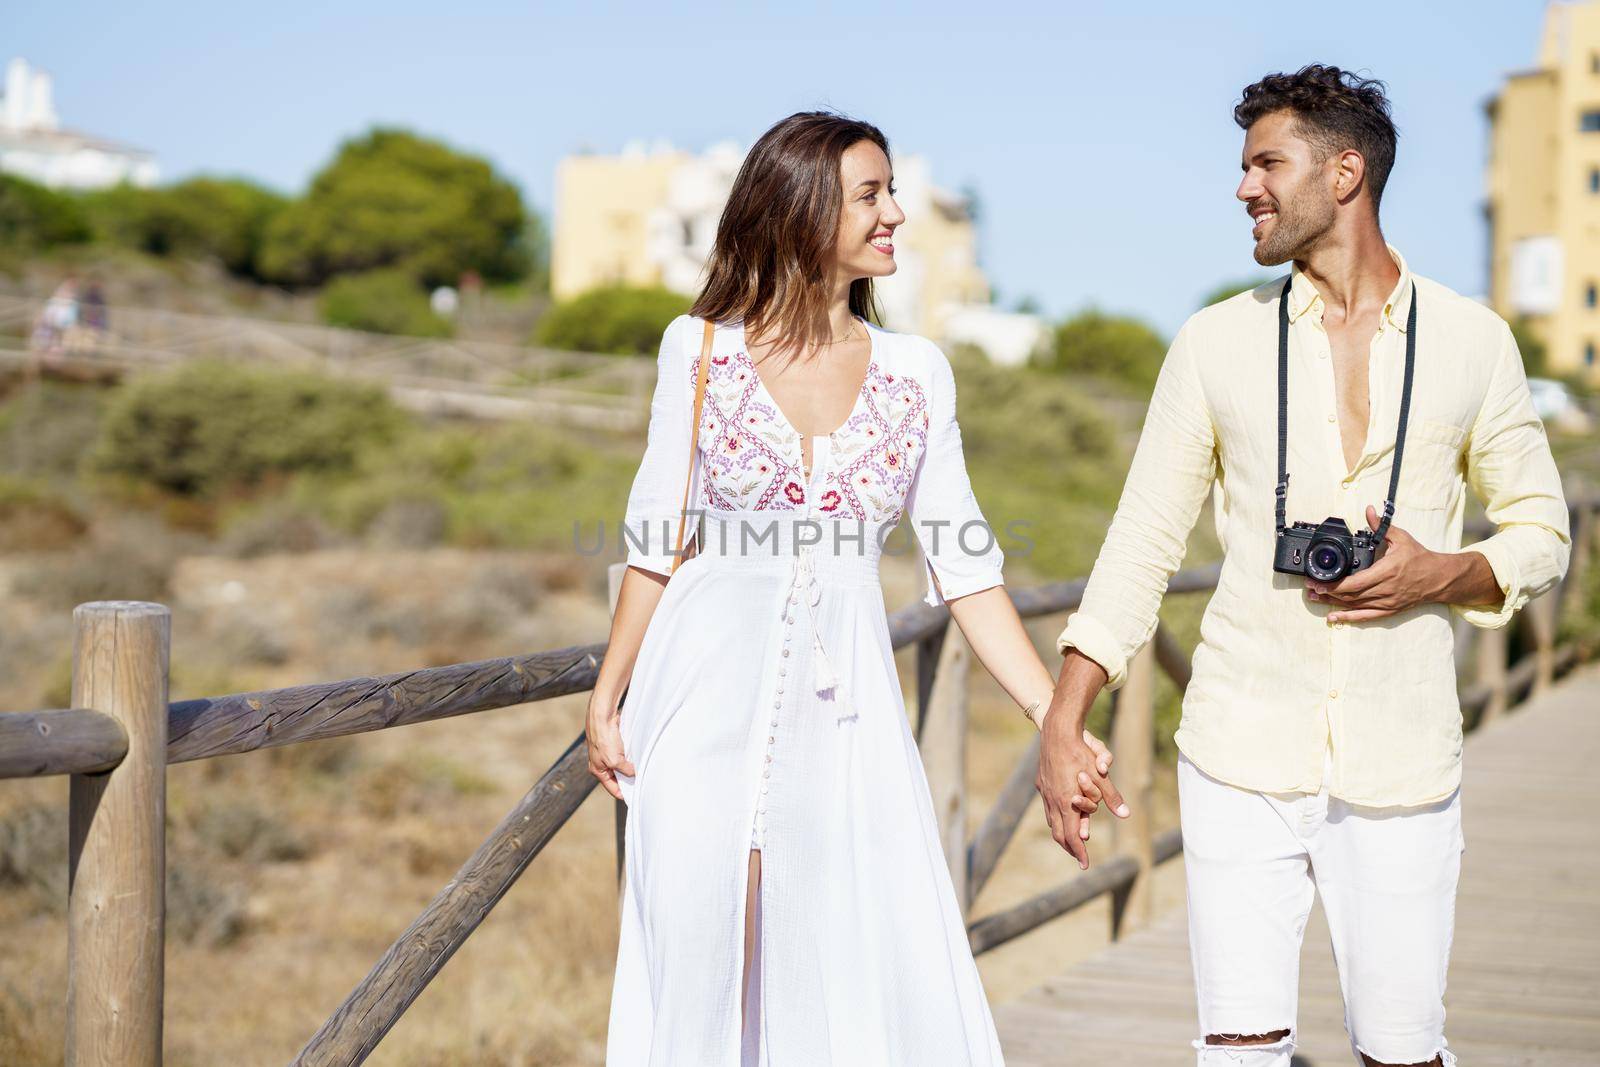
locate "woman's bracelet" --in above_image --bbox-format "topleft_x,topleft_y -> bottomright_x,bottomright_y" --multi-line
1022,695 -> 1050,729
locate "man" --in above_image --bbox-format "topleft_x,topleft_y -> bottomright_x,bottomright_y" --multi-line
1035,66 -> 1570,1066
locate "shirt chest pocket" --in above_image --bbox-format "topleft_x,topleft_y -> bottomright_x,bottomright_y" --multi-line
1394,418 -> 1467,511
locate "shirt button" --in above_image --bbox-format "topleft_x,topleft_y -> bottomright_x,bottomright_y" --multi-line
1328,689 -> 1339,699
782,649 -> 790,657
1326,414 -> 1336,423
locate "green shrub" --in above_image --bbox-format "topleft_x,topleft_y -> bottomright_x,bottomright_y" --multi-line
534,285 -> 690,354
78,177 -> 286,277
0,173 -> 91,249
319,268 -> 452,336
1035,309 -> 1168,390
91,361 -> 405,498
283,417 -> 640,552
257,126 -> 530,288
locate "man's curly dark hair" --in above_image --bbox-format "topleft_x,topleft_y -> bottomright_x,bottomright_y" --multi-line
1235,65 -> 1398,211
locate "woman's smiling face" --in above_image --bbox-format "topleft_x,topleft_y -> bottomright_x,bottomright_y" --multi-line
833,140 -> 905,284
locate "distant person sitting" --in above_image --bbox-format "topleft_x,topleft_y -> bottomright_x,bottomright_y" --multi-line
81,279 -> 109,344
31,275 -> 80,362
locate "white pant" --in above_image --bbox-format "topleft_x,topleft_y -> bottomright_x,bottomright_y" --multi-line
1178,750 -> 1463,1066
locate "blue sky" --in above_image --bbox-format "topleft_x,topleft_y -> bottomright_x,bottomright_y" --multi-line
12,1 -> 1551,335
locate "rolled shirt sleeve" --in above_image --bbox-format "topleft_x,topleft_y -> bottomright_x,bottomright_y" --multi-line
904,339 -> 1006,607
621,315 -> 700,577
1057,322 -> 1217,689
1454,320 -> 1571,628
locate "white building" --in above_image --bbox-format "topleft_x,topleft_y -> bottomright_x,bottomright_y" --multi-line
0,57 -> 158,189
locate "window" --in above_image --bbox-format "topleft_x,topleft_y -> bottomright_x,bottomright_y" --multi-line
1591,168 -> 1600,194
1583,110 -> 1600,132
1590,283 -> 1599,309
1587,342 -> 1597,366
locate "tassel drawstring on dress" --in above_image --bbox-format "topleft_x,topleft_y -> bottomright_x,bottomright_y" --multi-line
787,547 -> 850,712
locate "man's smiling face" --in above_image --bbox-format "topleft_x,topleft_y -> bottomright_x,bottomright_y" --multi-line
1236,109 -> 1339,266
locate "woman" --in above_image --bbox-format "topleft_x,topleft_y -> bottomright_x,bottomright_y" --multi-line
587,111 -> 1125,1066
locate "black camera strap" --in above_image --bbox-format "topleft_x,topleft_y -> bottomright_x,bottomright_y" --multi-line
1276,274 -> 1419,543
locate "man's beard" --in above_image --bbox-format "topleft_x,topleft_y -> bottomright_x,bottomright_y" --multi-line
1252,193 -> 1336,266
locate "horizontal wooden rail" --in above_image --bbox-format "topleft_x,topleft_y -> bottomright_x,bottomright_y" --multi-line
0,708 -> 127,778
166,643 -> 605,763
967,828 -> 1185,956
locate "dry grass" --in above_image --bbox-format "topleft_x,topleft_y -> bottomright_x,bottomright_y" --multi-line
0,544 -> 1187,1065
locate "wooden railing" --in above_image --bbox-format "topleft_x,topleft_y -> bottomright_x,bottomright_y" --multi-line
2,495 -> 1595,1065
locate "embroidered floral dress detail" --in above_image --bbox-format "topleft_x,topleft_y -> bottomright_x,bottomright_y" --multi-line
692,348 -> 805,511
823,367 -> 930,525
690,348 -> 928,523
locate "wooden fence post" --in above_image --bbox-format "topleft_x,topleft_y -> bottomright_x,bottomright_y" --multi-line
67,601 -> 170,1067
1477,624 -> 1509,723
607,562 -> 628,899
1561,496 -> 1593,623
914,624 -> 949,740
1109,641 -> 1156,940
919,621 -> 970,913
1528,591 -> 1558,696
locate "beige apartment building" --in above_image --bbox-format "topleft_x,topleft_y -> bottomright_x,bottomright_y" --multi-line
1486,0 -> 1600,381
551,142 -> 991,341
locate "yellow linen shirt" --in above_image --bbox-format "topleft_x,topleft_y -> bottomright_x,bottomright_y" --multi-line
1057,247 -> 1570,806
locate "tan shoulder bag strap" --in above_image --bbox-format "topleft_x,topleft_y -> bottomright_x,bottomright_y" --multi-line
669,318 -> 714,574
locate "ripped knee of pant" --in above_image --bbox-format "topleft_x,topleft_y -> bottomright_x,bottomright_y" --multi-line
1193,1030 -> 1295,1063
1354,1042 -> 1456,1067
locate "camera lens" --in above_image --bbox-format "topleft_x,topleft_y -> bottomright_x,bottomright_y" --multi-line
1308,542 -> 1347,582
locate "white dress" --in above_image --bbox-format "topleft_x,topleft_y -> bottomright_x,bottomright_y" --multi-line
608,314 -> 1008,1066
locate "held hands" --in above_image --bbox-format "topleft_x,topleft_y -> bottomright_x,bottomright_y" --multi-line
1036,713 -> 1130,871
585,693 -> 636,801
1306,505 -> 1447,623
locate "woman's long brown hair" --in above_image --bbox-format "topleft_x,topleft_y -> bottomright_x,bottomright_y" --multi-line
689,111 -> 888,355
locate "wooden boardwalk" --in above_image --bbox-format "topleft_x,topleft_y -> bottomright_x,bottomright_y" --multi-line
995,663 -> 1600,1066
